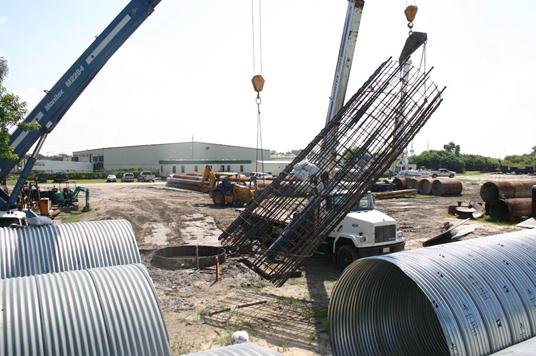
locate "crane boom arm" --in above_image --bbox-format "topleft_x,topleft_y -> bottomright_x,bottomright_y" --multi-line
0,0 -> 161,209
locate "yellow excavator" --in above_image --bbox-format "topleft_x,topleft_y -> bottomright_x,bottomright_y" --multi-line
202,165 -> 256,206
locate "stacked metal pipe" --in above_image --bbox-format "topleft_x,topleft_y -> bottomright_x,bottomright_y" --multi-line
0,219 -> 140,278
1,264 -> 170,356
329,229 -> 536,356
0,220 -> 171,355
220,59 -> 444,286
480,180 -> 536,220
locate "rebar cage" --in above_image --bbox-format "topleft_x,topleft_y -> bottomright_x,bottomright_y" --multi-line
220,58 -> 445,286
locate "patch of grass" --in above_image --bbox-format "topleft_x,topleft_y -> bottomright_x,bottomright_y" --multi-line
462,171 -> 482,176
171,337 -> 195,355
414,193 -> 433,199
277,296 -> 303,309
483,215 -> 513,226
60,209 -> 95,223
197,307 -> 211,319
215,328 -> 235,346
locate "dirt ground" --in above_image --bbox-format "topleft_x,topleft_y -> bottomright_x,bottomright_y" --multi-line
64,174 -> 528,355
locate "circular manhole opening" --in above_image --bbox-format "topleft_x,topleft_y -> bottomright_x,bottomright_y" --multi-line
152,245 -> 226,270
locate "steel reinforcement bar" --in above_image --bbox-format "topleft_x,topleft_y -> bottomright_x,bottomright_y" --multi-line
219,58 -> 445,286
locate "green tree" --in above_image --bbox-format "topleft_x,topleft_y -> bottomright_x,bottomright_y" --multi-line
443,141 -> 461,156
0,57 -> 35,163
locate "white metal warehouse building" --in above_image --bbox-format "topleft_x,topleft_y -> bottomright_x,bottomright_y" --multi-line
72,141 -> 271,175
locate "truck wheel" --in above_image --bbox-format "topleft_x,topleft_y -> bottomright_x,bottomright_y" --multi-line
432,174 -> 438,178
336,245 -> 358,270
212,191 -> 226,206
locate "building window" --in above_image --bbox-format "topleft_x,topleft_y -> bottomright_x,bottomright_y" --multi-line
160,165 -> 163,173
194,165 -> 198,172
181,166 -> 185,173
220,165 -> 225,172
172,165 -> 176,173
227,165 -> 231,172
240,165 -> 244,172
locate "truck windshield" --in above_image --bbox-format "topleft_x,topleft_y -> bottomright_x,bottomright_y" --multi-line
331,194 -> 373,211
0,217 -> 21,228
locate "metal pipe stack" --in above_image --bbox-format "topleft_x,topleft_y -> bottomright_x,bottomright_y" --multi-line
0,220 -> 171,356
480,180 -> 536,220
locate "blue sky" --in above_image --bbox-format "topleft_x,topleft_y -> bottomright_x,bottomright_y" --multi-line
1,0 -> 535,158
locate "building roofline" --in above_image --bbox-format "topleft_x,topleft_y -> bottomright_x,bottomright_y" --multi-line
73,141 -> 270,154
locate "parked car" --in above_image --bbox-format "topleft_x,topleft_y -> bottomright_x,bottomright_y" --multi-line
249,172 -> 274,179
431,168 -> 456,178
138,171 -> 156,182
106,174 -> 117,182
121,172 -> 135,182
395,169 -> 431,178
52,172 -> 69,183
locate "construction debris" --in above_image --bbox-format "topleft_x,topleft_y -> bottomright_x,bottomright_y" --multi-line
422,219 -> 476,247
219,59 -> 445,286
447,201 -> 485,219
374,189 -> 417,200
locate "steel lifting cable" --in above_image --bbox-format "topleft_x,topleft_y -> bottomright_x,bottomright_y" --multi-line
251,0 -> 266,179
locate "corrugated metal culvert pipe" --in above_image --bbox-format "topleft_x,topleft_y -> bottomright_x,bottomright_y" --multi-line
0,219 -> 140,278
329,229 -> 536,356
0,264 -> 170,356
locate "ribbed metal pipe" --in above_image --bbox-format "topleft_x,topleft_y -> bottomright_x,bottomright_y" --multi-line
0,219 -> 140,279
329,229 -> 536,356
185,342 -> 281,355
0,264 -> 170,356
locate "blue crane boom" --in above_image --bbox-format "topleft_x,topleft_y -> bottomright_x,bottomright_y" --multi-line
0,0 -> 161,210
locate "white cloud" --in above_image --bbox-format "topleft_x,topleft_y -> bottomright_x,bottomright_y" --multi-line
0,16 -> 7,25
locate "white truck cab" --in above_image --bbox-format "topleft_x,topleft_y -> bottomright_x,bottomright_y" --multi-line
0,210 -> 52,228
326,192 -> 405,269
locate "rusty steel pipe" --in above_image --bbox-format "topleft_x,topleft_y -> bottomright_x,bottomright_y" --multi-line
408,177 -> 426,190
417,178 -> 433,195
392,177 -> 408,190
480,180 -> 536,203
432,179 -> 463,196
488,198 -> 533,221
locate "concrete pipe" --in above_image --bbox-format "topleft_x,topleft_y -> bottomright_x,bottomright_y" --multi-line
480,180 -> 536,203
432,179 -> 463,196
417,178 -> 433,195
392,177 -> 408,190
488,198 -> 533,221
329,229 -> 536,356
0,219 -> 140,279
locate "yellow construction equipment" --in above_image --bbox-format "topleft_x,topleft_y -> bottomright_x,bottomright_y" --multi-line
202,165 -> 256,206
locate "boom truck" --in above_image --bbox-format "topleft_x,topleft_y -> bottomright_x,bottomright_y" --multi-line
0,0 -> 162,212
0,0 -> 406,268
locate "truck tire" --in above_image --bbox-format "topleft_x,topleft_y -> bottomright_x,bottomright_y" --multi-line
212,191 -> 226,206
336,244 -> 358,270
